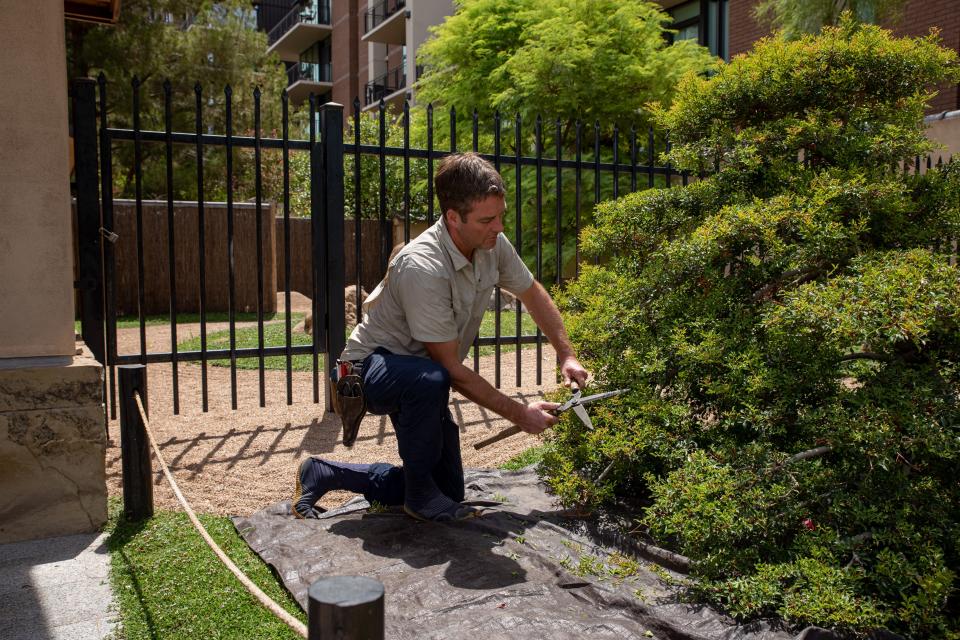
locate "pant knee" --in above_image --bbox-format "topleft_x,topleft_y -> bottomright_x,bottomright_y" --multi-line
418,363 -> 451,399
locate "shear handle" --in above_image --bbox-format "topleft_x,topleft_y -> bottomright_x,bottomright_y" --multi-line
553,382 -> 581,415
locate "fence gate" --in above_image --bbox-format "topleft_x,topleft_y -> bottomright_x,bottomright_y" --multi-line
73,74 -> 692,419
72,76 -> 344,419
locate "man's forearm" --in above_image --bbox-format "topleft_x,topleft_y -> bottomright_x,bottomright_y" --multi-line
520,281 -> 575,361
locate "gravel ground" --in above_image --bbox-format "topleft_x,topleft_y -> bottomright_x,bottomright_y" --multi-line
105,293 -> 565,516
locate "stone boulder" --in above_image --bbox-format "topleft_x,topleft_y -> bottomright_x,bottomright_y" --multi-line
487,288 -> 519,311
301,285 -> 369,335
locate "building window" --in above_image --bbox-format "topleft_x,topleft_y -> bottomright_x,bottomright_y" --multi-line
668,0 -> 728,61
300,39 -> 331,68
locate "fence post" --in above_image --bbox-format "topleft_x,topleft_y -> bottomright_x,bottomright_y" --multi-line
118,365 -> 153,521
72,77 -> 105,365
308,576 -> 384,640
321,102 -> 346,412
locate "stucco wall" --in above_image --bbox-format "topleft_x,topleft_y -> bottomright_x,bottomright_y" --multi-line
926,111 -> 960,160
0,0 -> 76,359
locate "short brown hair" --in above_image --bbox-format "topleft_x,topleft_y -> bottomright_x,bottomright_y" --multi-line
434,152 -> 505,219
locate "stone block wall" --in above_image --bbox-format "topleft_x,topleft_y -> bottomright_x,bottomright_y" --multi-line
0,346 -> 106,543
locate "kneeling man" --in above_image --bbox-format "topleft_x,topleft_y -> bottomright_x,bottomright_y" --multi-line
294,152 -> 588,522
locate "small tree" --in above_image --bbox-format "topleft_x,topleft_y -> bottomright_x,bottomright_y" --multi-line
69,0 -> 287,201
416,0 -> 713,130
413,0 -> 715,281
543,19 -> 960,636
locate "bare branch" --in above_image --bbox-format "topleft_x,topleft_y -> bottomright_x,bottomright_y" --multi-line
596,460 -> 616,484
747,445 -> 834,489
782,445 -> 833,468
839,352 -> 891,362
751,266 -> 821,303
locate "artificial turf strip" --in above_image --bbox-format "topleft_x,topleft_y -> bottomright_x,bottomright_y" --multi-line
105,499 -> 305,640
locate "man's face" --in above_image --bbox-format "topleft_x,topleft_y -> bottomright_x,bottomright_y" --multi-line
446,195 -> 506,257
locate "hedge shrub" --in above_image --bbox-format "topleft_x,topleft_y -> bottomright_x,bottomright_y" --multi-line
542,18 -> 960,637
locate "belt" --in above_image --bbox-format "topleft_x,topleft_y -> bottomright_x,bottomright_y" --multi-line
336,359 -> 365,378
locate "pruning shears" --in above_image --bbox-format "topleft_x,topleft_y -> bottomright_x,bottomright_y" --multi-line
473,384 -> 629,450
555,386 -> 629,431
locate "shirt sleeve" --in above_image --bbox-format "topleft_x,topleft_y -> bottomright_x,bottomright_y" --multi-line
391,256 -> 459,344
495,234 -> 535,296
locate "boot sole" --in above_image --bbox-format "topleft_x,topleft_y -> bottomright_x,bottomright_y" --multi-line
291,458 -> 310,519
403,504 -> 482,523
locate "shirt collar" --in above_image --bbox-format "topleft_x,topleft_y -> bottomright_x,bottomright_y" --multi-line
437,217 -> 472,271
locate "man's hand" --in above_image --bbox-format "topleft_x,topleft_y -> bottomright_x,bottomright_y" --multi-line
560,356 -> 589,389
517,400 -> 560,434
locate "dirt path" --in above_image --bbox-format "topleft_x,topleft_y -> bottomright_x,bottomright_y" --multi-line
105,293 -> 565,516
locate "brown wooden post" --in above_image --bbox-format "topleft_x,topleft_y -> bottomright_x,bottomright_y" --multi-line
308,576 -> 384,639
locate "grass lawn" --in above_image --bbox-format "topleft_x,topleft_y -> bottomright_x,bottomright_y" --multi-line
174,311 -> 540,371
74,312 -> 299,335
106,446 -> 545,638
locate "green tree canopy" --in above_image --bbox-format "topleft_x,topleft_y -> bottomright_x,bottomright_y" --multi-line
409,0 -> 715,282
68,0 -> 288,201
543,18 -> 960,636
415,0 -> 715,128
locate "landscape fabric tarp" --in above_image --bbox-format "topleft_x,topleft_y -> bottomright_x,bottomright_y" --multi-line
232,468 -> 844,640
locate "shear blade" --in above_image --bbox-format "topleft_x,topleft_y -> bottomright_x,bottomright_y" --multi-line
572,403 -> 594,430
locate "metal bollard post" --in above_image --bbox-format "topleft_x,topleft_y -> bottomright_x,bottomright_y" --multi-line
118,364 -> 153,521
308,576 -> 384,640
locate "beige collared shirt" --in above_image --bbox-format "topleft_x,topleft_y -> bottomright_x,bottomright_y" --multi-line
341,218 -> 534,363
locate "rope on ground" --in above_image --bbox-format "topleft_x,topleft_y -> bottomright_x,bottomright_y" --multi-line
133,392 -> 308,639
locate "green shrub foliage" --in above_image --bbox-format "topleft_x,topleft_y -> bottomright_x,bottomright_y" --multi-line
542,20 -> 960,637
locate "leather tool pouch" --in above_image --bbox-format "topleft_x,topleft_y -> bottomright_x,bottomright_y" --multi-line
331,365 -> 366,447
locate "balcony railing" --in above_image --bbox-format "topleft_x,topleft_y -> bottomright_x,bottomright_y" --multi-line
364,0 -> 405,33
288,61 -> 332,85
268,1 -> 331,45
365,63 -> 406,105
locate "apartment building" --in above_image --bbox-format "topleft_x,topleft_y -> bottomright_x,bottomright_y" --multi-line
657,0 -> 960,152
255,0 -> 453,111
360,0 -> 453,110
657,0 -> 958,112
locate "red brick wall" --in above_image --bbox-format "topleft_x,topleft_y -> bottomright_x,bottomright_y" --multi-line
728,0 -> 770,58
888,0 -> 959,113
387,44 -> 403,76
358,0 -> 370,109
331,0 -> 360,109
727,0 -> 959,113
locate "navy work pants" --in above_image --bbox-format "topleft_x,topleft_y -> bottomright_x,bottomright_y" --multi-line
356,348 -> 464,506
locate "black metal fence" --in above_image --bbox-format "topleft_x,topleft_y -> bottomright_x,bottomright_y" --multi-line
72,76 -> 700,418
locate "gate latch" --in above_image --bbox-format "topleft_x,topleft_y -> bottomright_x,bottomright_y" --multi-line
99,227 -> 119,243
